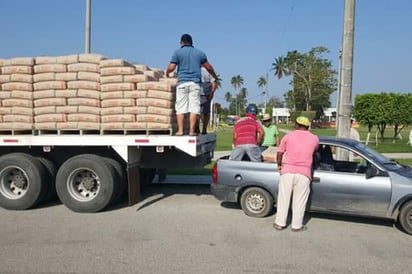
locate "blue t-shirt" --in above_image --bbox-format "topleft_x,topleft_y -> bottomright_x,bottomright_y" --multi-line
170,45 -> 208,84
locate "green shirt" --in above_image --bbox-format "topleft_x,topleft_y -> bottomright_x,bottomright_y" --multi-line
262,124 -> 279,146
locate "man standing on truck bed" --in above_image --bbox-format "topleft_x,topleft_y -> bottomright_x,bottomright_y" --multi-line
229,105 -> 264,162
273,116 -> 319,232
166,33 -> 218,136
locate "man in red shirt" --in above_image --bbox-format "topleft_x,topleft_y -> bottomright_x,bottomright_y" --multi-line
229,105 -> 264,162
273,116 -> 319,232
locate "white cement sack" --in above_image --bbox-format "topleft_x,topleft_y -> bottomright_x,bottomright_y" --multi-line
100,75 -> 124,84
33,90 -> 56,99
10,57 -> 34,66
1,65 -> 33,74
67,80 -> 100,90
0,91 -> 11,99
0,107 -> 12,114
101,91 -> 123,100
35,114 -> 67,123
67,113 -> 100,123
136,81 -> 173,92
78,53 -> 106,64
99,59 -> 132,68
101,114 -> 135,123
124,74 -> 154,83
67,98 -> 100,107
101,98 -> 135,108
124,106 -> 147,114
101,82 -> 135,92
34,64 -> 67,73
2,98 -> 32,108
56,106 -> 78,114
136,114 -> 172,123
35,56 -> 57,64
2,82 -> 33,91
100,66 -> 136,76
0,75 -> 11,83
77,89 -> 101,99
11,90 -> 33,100
33,73 -> 55,82
55,72 -> 77,81
34,106 -> 56,115
3,115 -> 33,123
123,122 -> 147,130
10,74 -> 33,83
147,106 -> 174,116
0,122 -> 33,130
124,90 -> 145,98
12,107 -> 33,116
78,106 -> 100,115
34,98 -> 67,107
34,122 -> 57,130
136,98 -> 173,108
55,89 -> 78,98
147,90 -> 174,100
33,81 -> 66,91
146,122 -> 172,129
56,55 -> 79,64
78,71 -> 100,82
100,107 -> 123,115
67,63 -> 99,73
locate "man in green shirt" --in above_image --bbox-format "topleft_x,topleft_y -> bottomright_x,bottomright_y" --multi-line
260,113 -> 280,152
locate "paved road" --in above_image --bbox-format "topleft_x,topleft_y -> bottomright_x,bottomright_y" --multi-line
1,184 -> 411,274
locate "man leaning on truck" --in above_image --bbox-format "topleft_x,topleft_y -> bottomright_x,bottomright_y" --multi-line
229,105 -> 264,162
273,116 -> 319,232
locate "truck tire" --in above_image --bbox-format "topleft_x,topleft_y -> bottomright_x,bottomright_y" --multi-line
56,154 -> 116,212
37,156 -> 57,203
102,157 -> 126,203
398,201 -> 412,235
240,187 -> 274,218
0,153 -> 47,210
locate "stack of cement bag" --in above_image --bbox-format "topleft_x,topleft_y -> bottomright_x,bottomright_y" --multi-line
0,54 -> 178,135
0,57 -> 35,131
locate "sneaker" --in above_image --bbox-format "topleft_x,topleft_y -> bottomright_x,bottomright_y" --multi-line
291,226 -> 307,232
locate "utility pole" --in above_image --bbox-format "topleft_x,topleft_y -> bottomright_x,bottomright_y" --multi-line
264,73 -> 268,112
337,0 -> 356,160
85,0 -> 91,53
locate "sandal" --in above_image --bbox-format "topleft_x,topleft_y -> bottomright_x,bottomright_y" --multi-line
175,132 -> 184,136
189,132 -> 198,136
273,223 -> 285,231
291,226 -> 307,232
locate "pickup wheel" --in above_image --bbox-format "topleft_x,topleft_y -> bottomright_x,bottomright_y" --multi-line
240,187 -> 274,218
56,154 -> 116,213
398,201 -> 412,235
0,153 -> 47,210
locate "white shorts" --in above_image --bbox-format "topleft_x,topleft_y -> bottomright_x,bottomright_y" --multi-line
175,82 -> 200,114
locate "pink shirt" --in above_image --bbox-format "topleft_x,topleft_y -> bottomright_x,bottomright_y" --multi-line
278,129 -> 319,179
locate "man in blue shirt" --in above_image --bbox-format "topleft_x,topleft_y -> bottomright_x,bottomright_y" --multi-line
166,34 -> 218,136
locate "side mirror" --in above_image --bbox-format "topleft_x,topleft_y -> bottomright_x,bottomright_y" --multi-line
365,166 -> 378,179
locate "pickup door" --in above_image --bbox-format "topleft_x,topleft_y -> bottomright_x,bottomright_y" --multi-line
309,168 -> 392,217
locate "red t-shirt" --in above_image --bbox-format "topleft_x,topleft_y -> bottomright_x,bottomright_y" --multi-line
234,117 -> 262,146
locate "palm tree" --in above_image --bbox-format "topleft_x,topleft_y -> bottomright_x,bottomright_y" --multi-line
215,74 -> 223,89
272,57 -> 289,79
224,91 -> 232,103
257,75 -> 268,110
231,75 -> 244,116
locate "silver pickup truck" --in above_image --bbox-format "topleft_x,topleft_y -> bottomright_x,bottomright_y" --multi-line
211,136 -> 412,235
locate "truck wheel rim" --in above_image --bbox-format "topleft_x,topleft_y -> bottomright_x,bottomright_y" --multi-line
246,193 -> 265,213
0,167 -> 29,199
67,168 -> 100,202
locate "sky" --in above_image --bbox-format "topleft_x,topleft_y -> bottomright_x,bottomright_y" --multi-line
1,0 -> 411,108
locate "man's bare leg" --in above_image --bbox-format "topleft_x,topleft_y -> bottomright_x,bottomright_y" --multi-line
202,114 -> 210,134
176,113 -> 184,135
189,113 -> 199,135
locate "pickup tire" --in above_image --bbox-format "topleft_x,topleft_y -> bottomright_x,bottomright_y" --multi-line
398,200 -> 412,235
56,154 -> 116,212
240,187 -> 274,218
0,153 -> 47,210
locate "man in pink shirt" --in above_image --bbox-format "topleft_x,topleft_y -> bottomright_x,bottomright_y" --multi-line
273,116 -> 319,232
